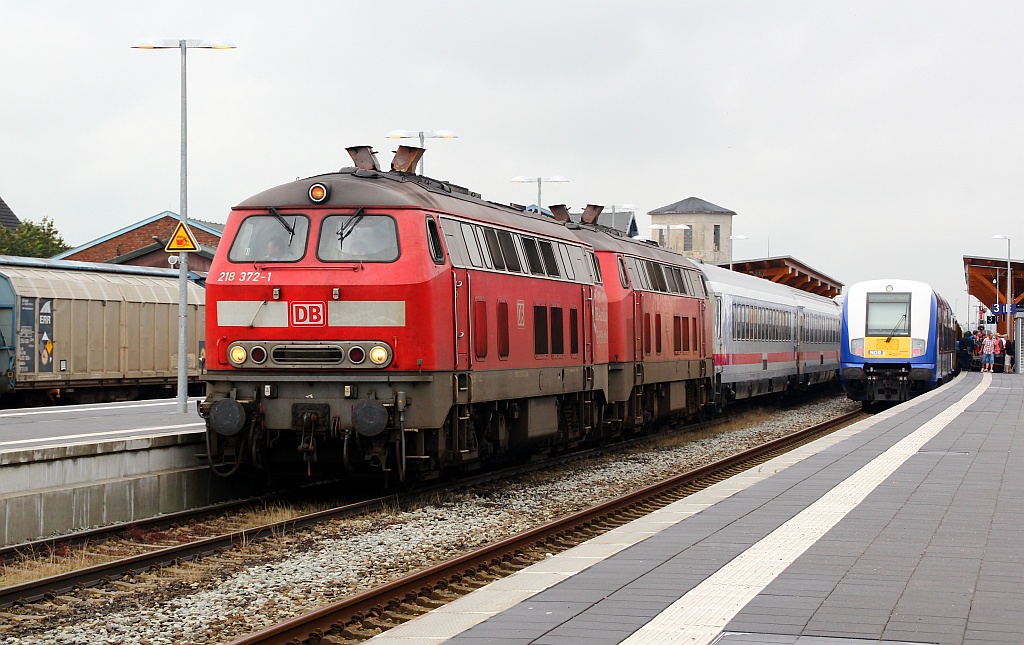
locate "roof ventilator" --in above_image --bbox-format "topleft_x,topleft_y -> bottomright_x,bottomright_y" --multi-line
549,204 -> 571,222
581,204 -> 605,225
346,146 -> 381,171
391,145 -> 425,173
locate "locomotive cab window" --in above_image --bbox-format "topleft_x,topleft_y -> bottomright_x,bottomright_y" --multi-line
318,214 -> 399,262
426,217 -> 445,264
866,293 -> 911,337
228,213 -> 310,263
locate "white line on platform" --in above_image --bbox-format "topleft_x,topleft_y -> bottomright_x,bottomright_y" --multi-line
0,398 -> 202,418
621,373 -> 991,645
0,423 -> 205,448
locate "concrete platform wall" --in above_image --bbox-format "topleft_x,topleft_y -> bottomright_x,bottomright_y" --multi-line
0,433 -> 235,545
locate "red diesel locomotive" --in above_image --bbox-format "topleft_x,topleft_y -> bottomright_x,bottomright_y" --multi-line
200,146 -> 715,482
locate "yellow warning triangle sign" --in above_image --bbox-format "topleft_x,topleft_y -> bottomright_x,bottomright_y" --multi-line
165,221 -> 201,253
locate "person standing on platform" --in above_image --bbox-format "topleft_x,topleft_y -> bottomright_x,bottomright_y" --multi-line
1006,336 -> 1015,373
981,333 -> 997,373
960,331 -> 975,372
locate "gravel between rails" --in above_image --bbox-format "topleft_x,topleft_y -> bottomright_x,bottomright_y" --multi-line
0,395 -> 859,645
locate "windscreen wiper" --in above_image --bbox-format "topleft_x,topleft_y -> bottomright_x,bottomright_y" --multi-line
885,314 -> 906,343
269,207 -> 295,244
337,208 -> 365,249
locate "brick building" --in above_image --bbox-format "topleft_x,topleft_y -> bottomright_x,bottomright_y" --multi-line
54,211 -> 222,271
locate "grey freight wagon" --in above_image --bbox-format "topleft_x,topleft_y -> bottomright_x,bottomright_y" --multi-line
0,256 -> 205,406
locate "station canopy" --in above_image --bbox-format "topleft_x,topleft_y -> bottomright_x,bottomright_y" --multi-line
723,256 -> 843,299
963,255 -> 1021,334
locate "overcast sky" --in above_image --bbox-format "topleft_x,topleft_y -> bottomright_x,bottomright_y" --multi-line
2,1 -> 1021,321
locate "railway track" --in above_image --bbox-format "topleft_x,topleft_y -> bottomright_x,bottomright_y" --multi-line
0,404 -> 752,610
229,409 -> 865,645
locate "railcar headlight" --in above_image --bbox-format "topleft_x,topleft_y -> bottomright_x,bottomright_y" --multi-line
912,338 -> 926,357
369,345 -> 389,365
229,345 -> 248,365
308,182 -> 330,203
851,338 -> 864,356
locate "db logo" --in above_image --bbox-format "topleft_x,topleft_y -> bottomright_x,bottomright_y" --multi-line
290,301 -> 327,327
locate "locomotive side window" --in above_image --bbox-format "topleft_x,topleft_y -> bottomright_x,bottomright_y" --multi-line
473,227 -> 493,269
426,218 -> 446,264
483,228 -> 505,271
474,300 -> 488,359
618,257 -> 629,288
673,315 -> 682,353
559,244 -> 576,281
228,214 -> 310,263
534,306 -> 548,355
655,313 -> 663,354
644,312 -> 652,355
551,306 -> 564,355
460,223 -> 484,267
522,237 -> 546,276
570,308 -> 579,355
866,293 -> 911,337
588,251 -> 603,284
319,214 -> 399,262
438,217 -> 469,266
497,301 -> 510,359
538,240 -> 561,278
497,231 -> 522,273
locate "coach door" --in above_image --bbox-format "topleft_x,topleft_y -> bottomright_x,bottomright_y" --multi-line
796,307 -> 805,376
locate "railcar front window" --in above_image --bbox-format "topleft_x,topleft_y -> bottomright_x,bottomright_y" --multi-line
866,293 -> 911,337
319,214 -> 399,262
228,214 -> 310,262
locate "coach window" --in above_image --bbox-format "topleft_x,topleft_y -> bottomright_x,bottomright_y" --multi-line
534,306 -> 549,355
551,306 -> 565,355
484,228 -> 505,270
538,240 -> 561,278
426,218 -> 445,264
460,223 -> 484,267
497,301 -> 510,359
497,231 -> 522,272
229,214 -> 310,263
522,237 -> 546,276
319,214 -> 399,262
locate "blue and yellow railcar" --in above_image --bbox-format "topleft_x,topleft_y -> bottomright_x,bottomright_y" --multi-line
840,279 -> 957,404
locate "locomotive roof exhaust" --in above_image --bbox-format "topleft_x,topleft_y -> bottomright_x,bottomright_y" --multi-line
582,204 -> 605,225
346,146 -> 381,171
549,204 -> 571,222
391,145 -> 425,173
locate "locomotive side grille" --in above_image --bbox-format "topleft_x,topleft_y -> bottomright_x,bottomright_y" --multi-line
272,345 -> 344,364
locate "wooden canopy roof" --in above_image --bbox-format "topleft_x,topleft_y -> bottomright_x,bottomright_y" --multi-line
723,256 -> 843,299
964,255 -> 1021,334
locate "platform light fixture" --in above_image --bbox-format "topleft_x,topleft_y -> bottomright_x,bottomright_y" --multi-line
729,234 -> 749,271
993,234 -> 1012,346
510,175 -> 569,210
384,130 -> 458,175
132,37 -> 236,413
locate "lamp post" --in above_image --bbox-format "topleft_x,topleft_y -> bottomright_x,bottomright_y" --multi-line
510,176 -> 569,210
993,234 -> 1012,345
384,130 -> 458,175
133,38 -> 236,413
729,234 -> 748,271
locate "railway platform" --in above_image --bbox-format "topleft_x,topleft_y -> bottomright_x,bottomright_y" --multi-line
373,370 -> 1021,644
